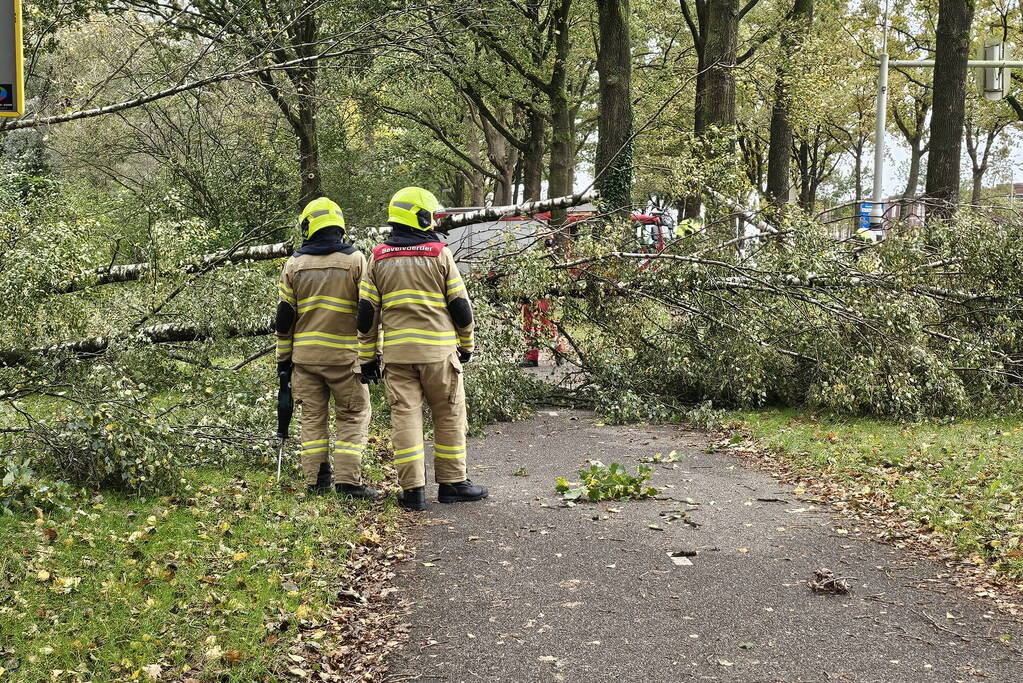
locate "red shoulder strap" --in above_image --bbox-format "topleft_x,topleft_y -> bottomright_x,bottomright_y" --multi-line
373,242 -> 445,260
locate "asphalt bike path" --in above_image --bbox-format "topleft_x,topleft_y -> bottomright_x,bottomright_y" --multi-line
387,409 -> 1023,682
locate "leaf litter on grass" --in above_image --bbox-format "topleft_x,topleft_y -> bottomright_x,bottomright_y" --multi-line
0,467 -> 409,681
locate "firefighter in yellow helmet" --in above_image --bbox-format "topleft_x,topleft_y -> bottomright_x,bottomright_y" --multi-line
276,197 -> 377,499
357,187 -> 487,511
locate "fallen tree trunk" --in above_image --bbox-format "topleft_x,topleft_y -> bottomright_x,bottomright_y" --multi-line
58,192 -> 598,294
59,242 -> 295,294
436,191 -> 598,232
0,320 -> 274,367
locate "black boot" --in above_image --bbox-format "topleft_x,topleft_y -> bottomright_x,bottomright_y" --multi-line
307,462 -> 332,495
397,486 -> 427,511
438,480 -> 489,504
336,483 -> 379,501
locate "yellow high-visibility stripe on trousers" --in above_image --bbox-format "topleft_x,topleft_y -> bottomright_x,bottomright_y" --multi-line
301,439 -> 329,455
333,440 -> 365,457
393,443 -> 425,464
358,341 -> 377,360
434,443 -> 465,459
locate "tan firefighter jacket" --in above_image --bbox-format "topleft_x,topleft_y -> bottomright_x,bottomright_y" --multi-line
276,250 -> 365,366
357,239 -> 474,364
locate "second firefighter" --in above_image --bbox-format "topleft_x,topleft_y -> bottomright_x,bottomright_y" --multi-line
357,186 -> 488,511
276,197 -> 377,499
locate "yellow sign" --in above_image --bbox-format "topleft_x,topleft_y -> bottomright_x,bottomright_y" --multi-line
1,0 -> 24,117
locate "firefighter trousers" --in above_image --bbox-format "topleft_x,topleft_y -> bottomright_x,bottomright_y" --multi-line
292,363 -> 371,486
383,354 -> 468,490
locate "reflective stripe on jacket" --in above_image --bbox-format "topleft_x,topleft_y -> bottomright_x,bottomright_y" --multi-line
277,250 -> 365,365
358,242 -> 474,364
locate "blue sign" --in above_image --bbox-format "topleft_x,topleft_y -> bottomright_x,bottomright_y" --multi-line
858,202 -> 880,231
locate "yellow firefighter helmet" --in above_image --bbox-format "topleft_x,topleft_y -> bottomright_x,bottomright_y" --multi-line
299,197 -> 346,240
388,186 -> 443,230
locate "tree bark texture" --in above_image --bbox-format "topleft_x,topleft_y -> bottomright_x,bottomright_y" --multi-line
702,0 -> 739,129
0,321 -> 276,368
59,242 -> 296,294
679,0 -> 710,135
295,5 -> 322,204
924,0 -> 975,217
595,0 -> 634,216
766,0 -> 813,206
548,0 -> 576,239
905,143 -> 925,198
523,105 -> 546,201
892,92 -> 931,199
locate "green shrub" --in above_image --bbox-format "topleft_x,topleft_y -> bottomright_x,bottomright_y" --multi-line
0,453 -> 74,514
491,211 -> 1023,419
27,402 -> 185,494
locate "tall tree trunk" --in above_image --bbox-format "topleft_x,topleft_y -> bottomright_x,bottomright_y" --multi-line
523,106 -> 546,201
595,0 -> 634,217
797,139 -> 812,209
694,53 -> 707,135
512,155 -> 523,204
766,0 -> 813,207
481,111 -> 518,205
971,168 -> 984,205
466,123 -> 486,205
903,141 -> 924,198
297,92 -> 320,204
295,7 -> 321,204
452,173 -> 466,206
924,0 -> 975,218
548,0 -> 575,241
853,144 -> 863,202
702,0 -> 738,129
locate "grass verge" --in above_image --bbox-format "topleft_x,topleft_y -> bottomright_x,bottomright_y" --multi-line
0,465 -> 402,681
728,409 -> 1023,580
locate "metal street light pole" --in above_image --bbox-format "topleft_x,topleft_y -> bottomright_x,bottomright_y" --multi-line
870,0 -> 1019,237
870,52 -> 889,232
869,1 -> 891,236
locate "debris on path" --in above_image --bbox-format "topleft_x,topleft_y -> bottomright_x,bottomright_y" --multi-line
808,567 -> 851,595
387,410 -> 1023,682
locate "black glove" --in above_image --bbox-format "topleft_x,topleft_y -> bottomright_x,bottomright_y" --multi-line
360,359 -> 381,384
458,349 -> 473,364
276,359 -> 293,379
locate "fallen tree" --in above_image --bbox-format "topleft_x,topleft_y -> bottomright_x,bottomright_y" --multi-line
59,242 -> 295,294
0,320 -> 273,367
57,192 -> 598,294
